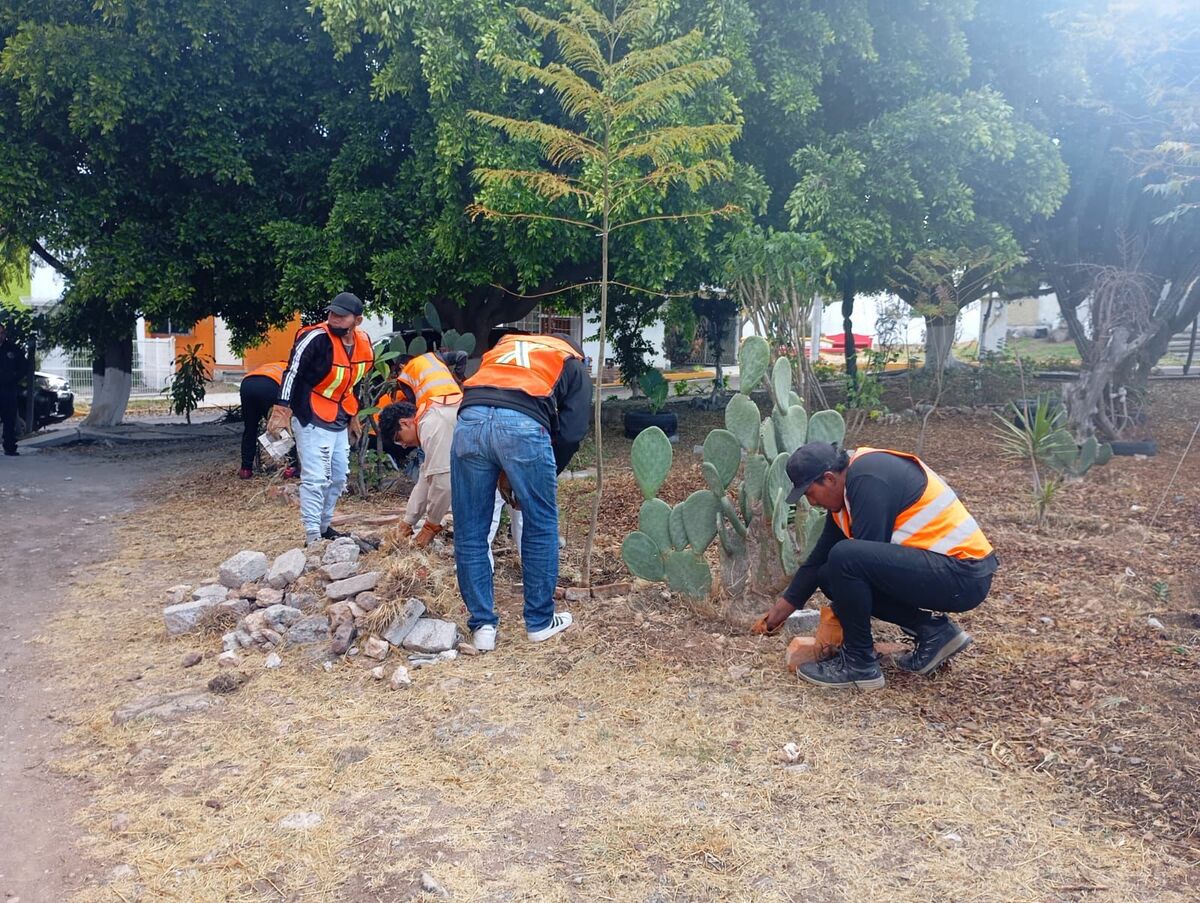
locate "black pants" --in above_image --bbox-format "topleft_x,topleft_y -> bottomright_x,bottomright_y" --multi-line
0,388 -> 18,454
818,540 -> 995,658
240,376 -> 281,470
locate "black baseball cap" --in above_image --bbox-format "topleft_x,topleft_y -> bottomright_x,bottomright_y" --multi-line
785,441 -> 842,504
327,292 -> 364,317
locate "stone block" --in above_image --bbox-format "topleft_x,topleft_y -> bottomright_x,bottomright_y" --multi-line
285,591 -> 321,613
326,571 -> 380,601
219,598 -> 251,619
165,584 -> 192,606
355,592 -> 381,612
401,618 -> 459,654
382,598 -> 426,646
191,584 -> 228,605
782,609 -> 821,636
320,561 -> 359,582
267,548 -> 307,588
163,598 -> 221,636
390,666 -> 412,690
322,538 -> 360,566
254,586 -> 285,609
218,550 -> 269,588
286,615 -> 330,646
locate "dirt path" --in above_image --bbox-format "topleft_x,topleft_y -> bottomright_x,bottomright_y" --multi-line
0,444 -> 209,902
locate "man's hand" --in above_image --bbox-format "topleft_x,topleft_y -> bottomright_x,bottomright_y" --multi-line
498,472 -> 519,510
751,597 -> 797,636
266,404 -> 291,438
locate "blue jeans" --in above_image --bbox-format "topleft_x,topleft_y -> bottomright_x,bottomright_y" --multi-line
451,406 -> 559,632
293,418 -> 349,539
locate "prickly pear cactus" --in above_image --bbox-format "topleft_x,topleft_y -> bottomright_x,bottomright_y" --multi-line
620,335 -> 846,612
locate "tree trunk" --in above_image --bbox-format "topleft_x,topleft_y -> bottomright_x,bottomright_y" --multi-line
840,276 -> 857,385
923,314 -> 965,371
83,335 -> 134,427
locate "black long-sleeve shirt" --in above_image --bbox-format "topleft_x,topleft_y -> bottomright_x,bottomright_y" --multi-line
0,339 -> 28,390
781,450 -> 997,608
461,357 -> 592,473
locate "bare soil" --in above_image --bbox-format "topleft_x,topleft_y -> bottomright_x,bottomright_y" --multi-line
10,380 -> 1200,901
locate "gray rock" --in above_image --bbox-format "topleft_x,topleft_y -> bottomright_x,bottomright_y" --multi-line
390,665 -> 412,689
285,591 -> 322,613
782,609 -> 822,636
236,582 -> 260,600
286,615 -> 330,645
382,598 -> 427,646
260,604 -> 304,630
191,584 -> 228,605
165,584 -> 192,606
322,538 -> 360,567
355,592 -> 381,613
217,650 -> 240,668
362,637 -> 390,660
113,689 -> 216,724
219,598 -> 251,619
265,652 -> 283,669
218,550 -> 269,588
401,618 -> 459,653
181,651 -> 203,668
267,548 -> 307,589
305,554 -> 322,572
222,629 -> 253,652
163,598 -> 221,636
320,561 -> 358,582
254,586 -> 285,609
325,571 -> 380,601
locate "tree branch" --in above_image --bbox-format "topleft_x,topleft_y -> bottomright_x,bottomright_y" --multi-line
29,239 -> 74,278
608,205 -> 741,232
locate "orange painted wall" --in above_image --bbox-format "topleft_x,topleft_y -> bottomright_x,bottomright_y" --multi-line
242,315 -> 302,371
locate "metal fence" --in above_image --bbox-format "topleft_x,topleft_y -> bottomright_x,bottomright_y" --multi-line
39,337 -> 176,400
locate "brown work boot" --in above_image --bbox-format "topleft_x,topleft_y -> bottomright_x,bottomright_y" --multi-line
413,522 -> 443,549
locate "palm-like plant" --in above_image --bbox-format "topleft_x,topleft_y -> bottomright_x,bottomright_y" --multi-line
993,396 -> 1077,528
468,0 -> 742,584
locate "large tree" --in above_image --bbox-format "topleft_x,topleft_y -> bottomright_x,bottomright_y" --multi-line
0,0 -> 351,423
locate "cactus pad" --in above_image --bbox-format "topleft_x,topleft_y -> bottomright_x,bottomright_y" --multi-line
621,532 -> 665,582
423,302 -> 442,332
771,356 -> 792,408
631,426 -> 673,499
702,429 -> 742,490
774,405 -> 809,454
725,393 -> 761,452
807,408 -> 846,447
665,550 -> 713,600
638,498 -> 672,552
739,336 -> 770,393
680,490 -> 720,552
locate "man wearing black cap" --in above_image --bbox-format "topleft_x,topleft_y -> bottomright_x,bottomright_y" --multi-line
0,323 -> 28,457
266,293 -> 375,546
754,441 -> 998,690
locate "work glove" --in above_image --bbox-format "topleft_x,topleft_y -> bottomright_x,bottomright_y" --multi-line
498,472 -> 520,510
265,404 -> 291,438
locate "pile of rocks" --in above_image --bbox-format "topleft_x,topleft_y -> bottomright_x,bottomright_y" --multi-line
162,536 -> 467,685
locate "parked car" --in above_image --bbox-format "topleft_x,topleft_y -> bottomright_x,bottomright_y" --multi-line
17,371 -> 75,429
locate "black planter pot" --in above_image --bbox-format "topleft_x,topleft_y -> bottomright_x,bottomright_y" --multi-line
624,408 -> 678,439
1109,440 -> 1158,457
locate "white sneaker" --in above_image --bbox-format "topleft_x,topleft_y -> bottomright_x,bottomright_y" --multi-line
527,612 -> 573,642
473,625 -> 497,652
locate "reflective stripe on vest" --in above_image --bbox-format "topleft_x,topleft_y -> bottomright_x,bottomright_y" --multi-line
399,352 -> 463,420
245,361 -> 287,385
464,334 -> 582,397
303,324 -> 375,422
831,447 -> 993,560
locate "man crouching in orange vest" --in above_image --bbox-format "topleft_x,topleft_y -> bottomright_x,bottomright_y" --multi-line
377,348 -> 467,548
755,441 -> 998,690
266,293 -> 374,546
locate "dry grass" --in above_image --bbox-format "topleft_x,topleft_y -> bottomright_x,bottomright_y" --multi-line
35,400 -> 1200,902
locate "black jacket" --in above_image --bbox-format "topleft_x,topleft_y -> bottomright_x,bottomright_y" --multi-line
0,339 -> 28,390
461,357 -> 592,473
279,328 -> 372,429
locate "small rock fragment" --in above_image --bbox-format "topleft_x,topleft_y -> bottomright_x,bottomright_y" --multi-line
265,652 -> 283,669
457,643 -> 479,656
362,637 -> 390,660
254,586 -> 285,609
420,871 -> 450,899
110,813 -> 131,832
331,622 -> 357,656
322,538 -> 360,566
325,571 -> 380,601
278,811 -> 323,830
165,584 -> 192,606
389,666 -> 412,689
217,651 -> 240,668
181,652 -> 203,669
355,592 -> 381,612
382,598 -> 427,646
207,671 -> 248,694
286,615 -> 330,646
370,665 -> 386,680
320,561 -> 358,582
400,618 -> 459,653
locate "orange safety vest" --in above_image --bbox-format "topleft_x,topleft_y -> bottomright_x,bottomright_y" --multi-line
300,324 -> 374,422
244,361 -> 287,385
399,352 -> 463,419
831,447 -> 994,560
465,334 -> 582,397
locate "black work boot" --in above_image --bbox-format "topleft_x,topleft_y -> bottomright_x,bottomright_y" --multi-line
321,526 -> 349,541
797,649 -> 885,691
894,617 -> 972,675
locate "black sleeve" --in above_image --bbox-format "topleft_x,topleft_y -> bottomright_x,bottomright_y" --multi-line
551,358 -> 593,474
780,512 -> 844,608
278,330 -> 330,407
841,455 -> 927,543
